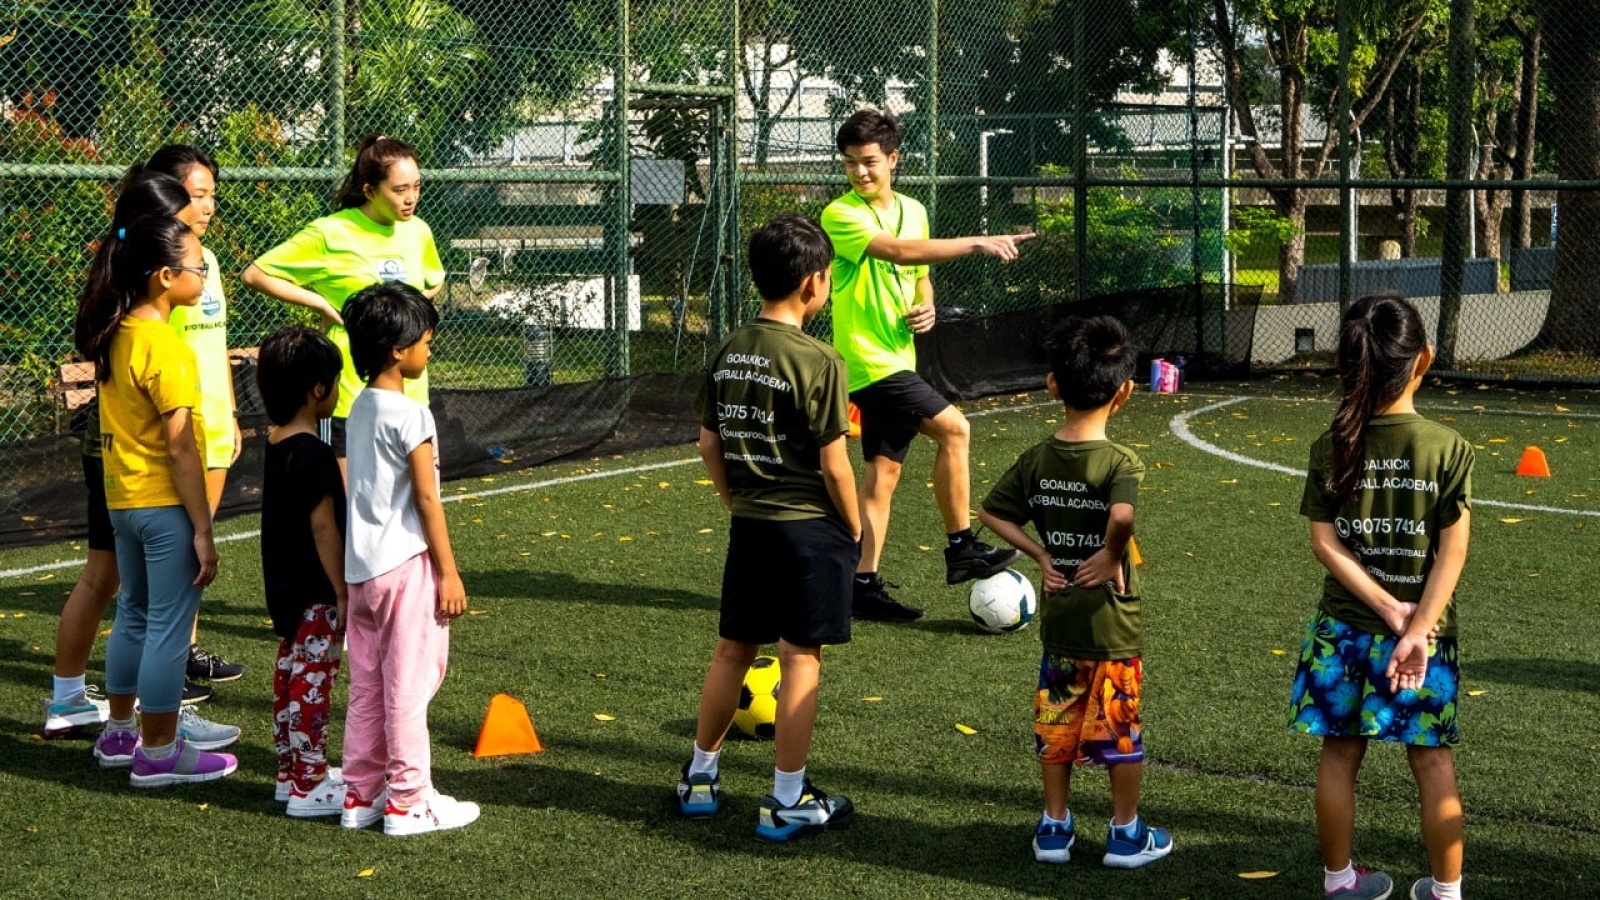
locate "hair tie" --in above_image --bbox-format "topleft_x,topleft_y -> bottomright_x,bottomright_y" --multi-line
116,227 -> 126,240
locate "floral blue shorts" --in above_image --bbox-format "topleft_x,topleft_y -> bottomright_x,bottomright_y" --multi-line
1288,610 -> 1459,747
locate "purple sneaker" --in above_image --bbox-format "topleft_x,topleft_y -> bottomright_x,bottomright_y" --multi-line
129,739 -> 237,788
93,727 -> 139,769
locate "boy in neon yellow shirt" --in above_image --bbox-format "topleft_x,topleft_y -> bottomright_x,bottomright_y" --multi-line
820,108 -> 1034,622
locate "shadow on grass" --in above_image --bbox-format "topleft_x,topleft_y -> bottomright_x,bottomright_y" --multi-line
461,568 -> 718,612
1469,657 -> 1600,693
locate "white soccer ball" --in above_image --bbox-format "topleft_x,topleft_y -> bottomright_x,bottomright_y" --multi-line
968,569 -> 1038,634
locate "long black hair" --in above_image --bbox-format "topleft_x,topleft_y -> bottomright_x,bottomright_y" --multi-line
1328,292 -> 1429,500
334,134 -> 420,211
74,215 -> 195,382
121,144 -> 218,193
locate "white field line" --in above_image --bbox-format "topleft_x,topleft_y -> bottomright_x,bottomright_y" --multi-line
0,457 -> 701,582
1170,396 -> 1600,518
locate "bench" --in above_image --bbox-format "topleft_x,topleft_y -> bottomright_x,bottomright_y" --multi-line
53,348 -> 261,433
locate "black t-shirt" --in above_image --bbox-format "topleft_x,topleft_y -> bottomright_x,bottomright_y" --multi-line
261,432 -> 347,639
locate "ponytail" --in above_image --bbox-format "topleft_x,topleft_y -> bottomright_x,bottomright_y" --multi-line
74,215 -> 195,381
334,134 -> 419,211
1327,292 -> 1428,500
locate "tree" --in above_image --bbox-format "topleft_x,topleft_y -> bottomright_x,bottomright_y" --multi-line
1471,0 -> 1542,269
1208,0 -> 1436,303
1529,0 -> 1600,353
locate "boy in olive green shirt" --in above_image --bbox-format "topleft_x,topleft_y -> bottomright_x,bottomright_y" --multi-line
676,214 -> 862,843
979,315 -> 1172,871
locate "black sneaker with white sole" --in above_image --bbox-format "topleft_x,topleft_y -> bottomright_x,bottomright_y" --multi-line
944,535 -> 1023,585
187,645 -> 246,682
181,681 -> 214,705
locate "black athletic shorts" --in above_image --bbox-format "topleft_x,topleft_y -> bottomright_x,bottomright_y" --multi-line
720,516 -> 859,647
849,370 -> 952,463
83,454 -> 114,552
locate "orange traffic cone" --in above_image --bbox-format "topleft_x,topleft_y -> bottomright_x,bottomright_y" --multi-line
847,402 -> 862,439
473,693 -> 544,758
1129,536 -> 1144,567
1515,445 -> 1551,478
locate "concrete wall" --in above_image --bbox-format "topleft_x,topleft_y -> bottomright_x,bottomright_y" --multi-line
1247,291 -> 1550,364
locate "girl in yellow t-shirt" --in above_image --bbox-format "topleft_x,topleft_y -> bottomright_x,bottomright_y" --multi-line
242,134 -> 444,470
73,213 -> 238,787
131,144 -> 248,687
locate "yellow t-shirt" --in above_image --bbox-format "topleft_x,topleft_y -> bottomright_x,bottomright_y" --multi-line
167,246 -> 234,469
251,208 -> 444,417
100,317 -> 206,509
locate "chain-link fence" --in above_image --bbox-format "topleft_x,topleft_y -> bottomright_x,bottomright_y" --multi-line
4,0 -> 1599,543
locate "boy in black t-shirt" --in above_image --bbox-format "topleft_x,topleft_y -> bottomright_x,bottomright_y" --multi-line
256,325 -> 349,818
676,213 -> 862,843
979,316 -> 1172,870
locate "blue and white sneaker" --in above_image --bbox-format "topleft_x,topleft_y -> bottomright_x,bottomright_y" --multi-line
1329,868 -> 1394,899
43,687 -> 108,738
676,762 -> 721,818
1102,817 -> 1173,868
755,780 -> 853,843
177,705 -> 241,751
1408,877 -> 1439,900
1032,814 -> 1075,863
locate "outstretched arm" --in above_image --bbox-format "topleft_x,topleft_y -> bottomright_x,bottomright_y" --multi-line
865,231 -> 1034,267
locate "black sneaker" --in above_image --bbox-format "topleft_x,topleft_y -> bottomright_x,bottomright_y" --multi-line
181,681 -> 214,706
187,645 -> 246,682
944,533 -> 1023,585
852,577 -> 924,623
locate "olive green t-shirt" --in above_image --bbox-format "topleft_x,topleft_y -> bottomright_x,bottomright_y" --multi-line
1300,413 -> 1474,638
695,318 -> 850,521
982,437 -> 1146,659
819,190 -> 930,392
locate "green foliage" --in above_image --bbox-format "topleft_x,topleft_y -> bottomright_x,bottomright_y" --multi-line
1225,205 -> 1301,255
94,0 -> 174,162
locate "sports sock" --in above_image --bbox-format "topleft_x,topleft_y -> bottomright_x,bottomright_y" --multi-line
688,744 -> 720,778
1110,816 -> 1140,840
947,529 -> 975,548
1042,810 -> 1073,830
53,674 -> 87,704
1324,864 -> 1357,893
142,739 -> 178,760
773,766 -> 805,807
853,572 -> 876,586
106,715 -> 136,732
1429,877 -> 1462,900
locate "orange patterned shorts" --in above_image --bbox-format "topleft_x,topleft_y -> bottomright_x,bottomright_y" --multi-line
1033,654 -> 1144,766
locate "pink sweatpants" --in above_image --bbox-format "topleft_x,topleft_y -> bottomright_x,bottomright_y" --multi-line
342,551 -> 450,807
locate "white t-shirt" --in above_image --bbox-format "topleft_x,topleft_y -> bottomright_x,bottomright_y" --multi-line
344,387 -> 438,583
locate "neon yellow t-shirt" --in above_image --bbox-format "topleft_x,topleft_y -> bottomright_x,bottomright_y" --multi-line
100,317 -> 206,509
252,208 -> 444,417
819,190 -> 930,392
167,246 -> 234,469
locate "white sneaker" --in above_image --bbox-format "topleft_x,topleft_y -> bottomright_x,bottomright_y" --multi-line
278,765 -> 341,802
43,687 -> 109,738
177,706 -> 241,751
342,785 -> 387,829
383,791 -> 480,836
287,776 -> 349,818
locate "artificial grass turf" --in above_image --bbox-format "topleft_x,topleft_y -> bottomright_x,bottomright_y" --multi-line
2,383 -> 1597,899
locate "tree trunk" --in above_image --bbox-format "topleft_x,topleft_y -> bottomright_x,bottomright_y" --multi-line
1510,19 -> 1541,250
1530,0 -> 1600,353
1277,193 -> 1307,305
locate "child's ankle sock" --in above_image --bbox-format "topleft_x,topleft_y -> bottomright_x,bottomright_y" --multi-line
53,675 -> 87,704
1430,877 -> 1462,900
688,744 -> 720,778
1110,817 -> 1140,840
1042,810 -> 1073,830
142,739 -> 177,760
947,529 -> 975,548
773,766 -> 805,807
1324,864 -> 1357,893
107,715 -> 136,732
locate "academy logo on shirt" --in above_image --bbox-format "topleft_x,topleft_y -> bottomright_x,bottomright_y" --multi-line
376,258 -> 407,282
199,288 -> 222,318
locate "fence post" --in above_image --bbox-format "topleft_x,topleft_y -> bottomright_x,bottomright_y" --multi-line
724,0 -> 743,341
1337,0 -> 1353,311
1072,0 -> 1087,303
329,1 -> 345,167
927,0 -> 939,230
611,0 -> 632,378
1437,0 -> 1476,368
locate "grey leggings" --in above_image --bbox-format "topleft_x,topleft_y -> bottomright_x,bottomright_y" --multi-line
107,506 -> 203,715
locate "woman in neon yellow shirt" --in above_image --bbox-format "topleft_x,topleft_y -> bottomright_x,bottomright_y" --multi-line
242,134 -> 444,467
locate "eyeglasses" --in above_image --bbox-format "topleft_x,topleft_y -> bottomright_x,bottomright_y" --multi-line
145,263 -> 210,277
